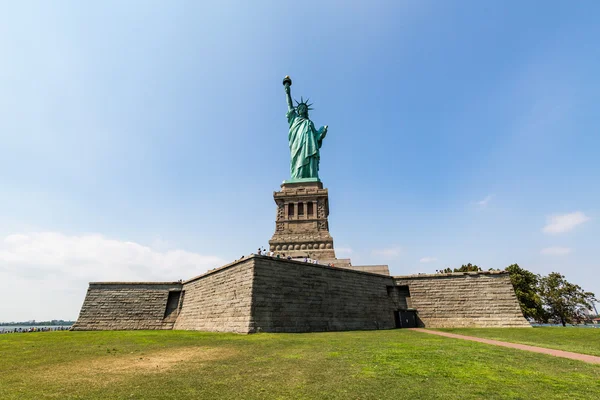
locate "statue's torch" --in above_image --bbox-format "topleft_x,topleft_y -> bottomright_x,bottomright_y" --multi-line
283,76 -> 294,110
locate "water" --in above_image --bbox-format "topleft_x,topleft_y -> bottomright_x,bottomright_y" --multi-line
0,325 -> 72,333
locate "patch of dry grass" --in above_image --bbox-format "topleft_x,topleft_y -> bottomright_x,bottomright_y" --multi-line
36,346 -> 236,387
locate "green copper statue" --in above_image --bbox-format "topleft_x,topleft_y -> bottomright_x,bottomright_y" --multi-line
283,76 -> 328,182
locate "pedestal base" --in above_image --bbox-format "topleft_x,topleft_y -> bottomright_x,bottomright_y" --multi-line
269,180 -> 336,260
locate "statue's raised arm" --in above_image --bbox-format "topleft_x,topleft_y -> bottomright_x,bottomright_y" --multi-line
282,76 -> 328,182
283,76 -> 294,112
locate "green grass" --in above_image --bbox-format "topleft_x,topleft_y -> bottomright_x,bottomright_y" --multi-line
1,329 -> 599,399
435,327 -> 600,357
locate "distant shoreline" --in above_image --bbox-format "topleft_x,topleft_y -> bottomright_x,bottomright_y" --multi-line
0,322 -> 75,327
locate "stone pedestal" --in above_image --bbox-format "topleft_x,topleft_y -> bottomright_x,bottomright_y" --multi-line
268,181 -> 336,259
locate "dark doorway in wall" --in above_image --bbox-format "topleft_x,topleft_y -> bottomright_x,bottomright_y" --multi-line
394,310 -> 417,328
394,311 -> 401,328
164,291 -> 182,318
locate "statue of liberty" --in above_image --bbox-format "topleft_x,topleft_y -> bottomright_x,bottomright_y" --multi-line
283,76 -> 328,181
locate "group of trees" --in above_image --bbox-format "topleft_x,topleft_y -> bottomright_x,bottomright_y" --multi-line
509,264 -> 598,326
436,263 -> 597,326
437,263 -> 483,273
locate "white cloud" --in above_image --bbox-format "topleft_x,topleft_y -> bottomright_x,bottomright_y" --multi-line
540,247 -> 572,256
0,232 -> 225,322
542,211 -> 589,234
372,246 -> 402,259
335,247 -> 353,256
419,257 -> 437,263
475,195 -> 494,208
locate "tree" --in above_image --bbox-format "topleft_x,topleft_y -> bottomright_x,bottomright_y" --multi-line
539,272 -> 597,327
505,264 -> 545,321
436,263 -> 482,273
454,263 -> 482,272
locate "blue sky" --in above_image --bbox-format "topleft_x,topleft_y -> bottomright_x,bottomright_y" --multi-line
1,1 -> 598,320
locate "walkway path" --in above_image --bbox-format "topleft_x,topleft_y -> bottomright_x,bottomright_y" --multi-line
411,328 -> 600,365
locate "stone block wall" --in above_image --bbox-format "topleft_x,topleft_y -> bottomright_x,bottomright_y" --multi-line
250,257 -> 397,333
73,257 -> 529,332
72,282 -> 182,330
173,258 -> 255,333
339,264 -> 390,276
394,272 -> 530,328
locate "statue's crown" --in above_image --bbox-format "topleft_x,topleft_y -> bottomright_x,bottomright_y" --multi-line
294,96 -> 313,111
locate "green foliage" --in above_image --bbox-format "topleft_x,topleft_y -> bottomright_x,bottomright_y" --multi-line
1,330 -> 600,399
539,272 -> 597,327
456,263 -> 482,272
437,263 -> 482,273
505,264 -> 545,321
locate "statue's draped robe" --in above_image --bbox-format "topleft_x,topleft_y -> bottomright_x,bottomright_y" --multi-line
287,109 -> 325,179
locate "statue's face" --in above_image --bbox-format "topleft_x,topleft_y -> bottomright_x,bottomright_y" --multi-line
297,104 -> 308,117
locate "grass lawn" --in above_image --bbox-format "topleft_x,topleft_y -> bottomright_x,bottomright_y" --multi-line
435,327 -> 600,357
1,329 -> 599,399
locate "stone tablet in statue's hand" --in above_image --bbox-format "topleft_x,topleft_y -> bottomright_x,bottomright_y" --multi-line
321,125 -> 328,139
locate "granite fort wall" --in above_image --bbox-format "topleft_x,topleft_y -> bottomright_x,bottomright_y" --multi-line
250,257 -> 397,333
72,257 -> 529,332
339,264 -> 390,276
173,258 -> 254,333
72,282 -> 183,330
394,272 -> 530,328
